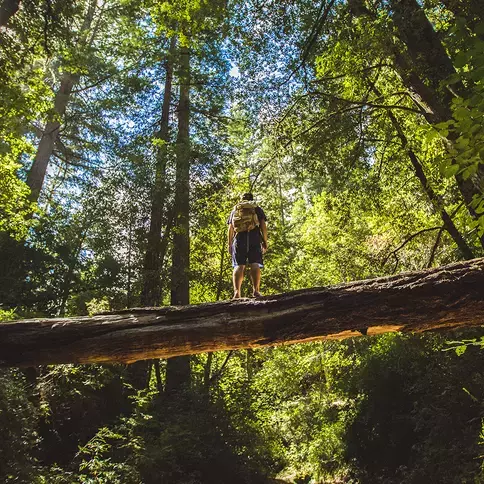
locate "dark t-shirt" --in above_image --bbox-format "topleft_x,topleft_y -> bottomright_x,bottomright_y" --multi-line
228,206 -> 267,244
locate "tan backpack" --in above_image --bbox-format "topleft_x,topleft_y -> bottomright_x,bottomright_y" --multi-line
232,201 -> 260,233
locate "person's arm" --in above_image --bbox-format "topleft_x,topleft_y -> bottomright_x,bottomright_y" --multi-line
228,223 -> 234,254
260,218 -> 268,252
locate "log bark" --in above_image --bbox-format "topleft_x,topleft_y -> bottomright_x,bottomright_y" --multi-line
1,259 -> 483,367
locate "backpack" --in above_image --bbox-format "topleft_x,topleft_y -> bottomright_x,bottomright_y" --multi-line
232,201 -> 259,233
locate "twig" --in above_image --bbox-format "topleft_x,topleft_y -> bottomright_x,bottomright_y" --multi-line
277,0 -> 337,88
311,63 -> 393,83
382,226 -> 443,268
307,91 -> 422,114
427,226 -> 445,268
209,350 -> 234,384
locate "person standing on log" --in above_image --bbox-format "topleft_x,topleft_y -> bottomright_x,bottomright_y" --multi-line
227,193 -> 268,299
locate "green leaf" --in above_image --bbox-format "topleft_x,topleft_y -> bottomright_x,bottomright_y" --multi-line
475,22 -> 484,36
454,51 -> 468,68
455,345 -> 467,356
442,164 -> 460,178
453,106 -> 470,121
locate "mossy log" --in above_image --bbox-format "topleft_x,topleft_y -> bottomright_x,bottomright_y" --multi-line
1,258 -> 483,366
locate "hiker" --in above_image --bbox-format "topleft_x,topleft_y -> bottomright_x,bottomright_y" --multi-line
227,193 -> 268,299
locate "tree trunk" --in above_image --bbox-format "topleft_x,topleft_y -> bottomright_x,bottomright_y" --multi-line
26,72 -> 79,202
141,36 -> 177,307
377,93 -> 475,259
392,120 -> 474,260
349,0 -> 483,234
165,42 -> 191,393
0,0 -> 20,26
203,352 -> 213,391
154,359 -> 163,393
26,0 -> 98,203
127,209 -> 134,308
1,258 -> 483,367
390,0 -> 457,106
388,0 -> 484,235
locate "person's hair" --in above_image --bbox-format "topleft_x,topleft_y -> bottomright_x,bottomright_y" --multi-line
241,192 -> 254,201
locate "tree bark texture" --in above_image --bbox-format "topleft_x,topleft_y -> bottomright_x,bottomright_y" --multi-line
170,44 -> 190,308
141,36 -> 177,307
166,43 -> 191,392
0,0 -> 20,26
1,258 -> 483,367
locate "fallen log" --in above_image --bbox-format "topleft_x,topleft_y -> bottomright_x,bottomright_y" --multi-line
1,258 -> 483,367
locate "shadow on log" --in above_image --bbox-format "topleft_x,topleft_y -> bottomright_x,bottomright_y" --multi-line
1,258 -> 483,366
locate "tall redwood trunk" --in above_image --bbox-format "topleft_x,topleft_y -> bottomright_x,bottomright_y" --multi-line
165,43 -> 191,393
141,36 -> 177,307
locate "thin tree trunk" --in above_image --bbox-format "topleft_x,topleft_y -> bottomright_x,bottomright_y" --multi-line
26,0 -> 98,203
153,359 -> 163,392
372,81 -> 476,258
141,36 -> 177,307
127,209 -> 133,308
0,0 -> 20,26
203,352 -> 213,391
27,73 -> 79,202
165,42 -> 191,393
59,220 -> 90,316
349,0 -> 483,232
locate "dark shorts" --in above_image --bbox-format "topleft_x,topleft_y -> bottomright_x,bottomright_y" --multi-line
232,231 -> 263,268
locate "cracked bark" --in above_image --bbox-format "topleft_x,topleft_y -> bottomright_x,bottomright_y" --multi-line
1,258 -> 483,367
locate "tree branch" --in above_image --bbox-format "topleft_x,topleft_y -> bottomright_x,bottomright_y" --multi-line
382,226 -> 443,268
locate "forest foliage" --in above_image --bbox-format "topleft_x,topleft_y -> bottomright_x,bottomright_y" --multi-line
1,0 -> 484,482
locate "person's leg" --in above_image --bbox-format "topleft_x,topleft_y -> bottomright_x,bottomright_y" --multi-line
233,265 -> 245,298
250,263 -> 261,296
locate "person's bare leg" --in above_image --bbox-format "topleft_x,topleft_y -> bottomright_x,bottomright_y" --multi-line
250,263 -> 261,297
233,265 -> 245,298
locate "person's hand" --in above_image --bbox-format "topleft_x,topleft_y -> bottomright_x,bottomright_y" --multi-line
262,241 -> 268,254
